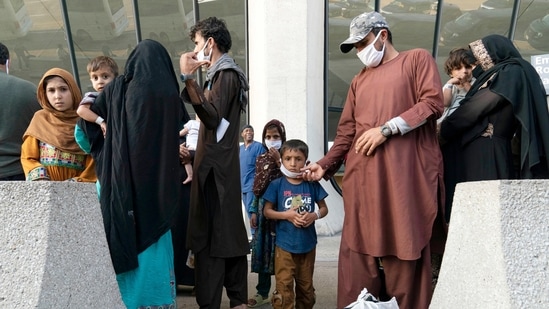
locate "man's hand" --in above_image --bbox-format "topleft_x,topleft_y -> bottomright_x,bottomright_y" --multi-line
355,127 -> 388,156
301,162 -> 325,182
179,52 -> 209,75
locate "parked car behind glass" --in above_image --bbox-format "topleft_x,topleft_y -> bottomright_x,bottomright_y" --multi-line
440,1 -> 549,47
525,13 -> 549,51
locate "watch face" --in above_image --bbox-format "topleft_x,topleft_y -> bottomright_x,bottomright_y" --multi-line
381,126 -> 391,137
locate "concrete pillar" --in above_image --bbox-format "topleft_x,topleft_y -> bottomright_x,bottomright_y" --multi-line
431,180 -> 549,309
0,182 -> 124,308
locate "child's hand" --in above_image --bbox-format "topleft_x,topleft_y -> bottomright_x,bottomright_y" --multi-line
286,209 -> 306,228
250,213 -> 258,229
301,212 -> 317,228
100,122 -> 107,137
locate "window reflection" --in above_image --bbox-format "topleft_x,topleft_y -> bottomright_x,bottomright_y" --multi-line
0,0 -> 32,40
525,13 -> 549,51
67,0 -> 128,44
138,0 -> 194,57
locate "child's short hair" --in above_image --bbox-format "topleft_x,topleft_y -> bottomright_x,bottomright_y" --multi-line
280,139 -> 308,159
87,55 -> 119,76
444,47 -> 476,76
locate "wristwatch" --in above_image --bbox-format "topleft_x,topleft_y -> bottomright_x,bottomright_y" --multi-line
180,73 -> 196,82
380,124 -> 392,138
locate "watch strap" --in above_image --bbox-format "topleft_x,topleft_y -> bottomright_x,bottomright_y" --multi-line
180,73 -> 196,82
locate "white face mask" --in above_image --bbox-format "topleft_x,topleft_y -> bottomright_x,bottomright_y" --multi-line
5,59 -> 8,75
265,139 -> 282,150
357,31 -> 385,68
197,39 -> 211,62
280,161 -> 303,179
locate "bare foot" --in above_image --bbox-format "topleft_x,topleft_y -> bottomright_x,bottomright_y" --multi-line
182,176 -> 192,184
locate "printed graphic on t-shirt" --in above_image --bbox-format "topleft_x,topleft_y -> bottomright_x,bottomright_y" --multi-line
284,193 -> 313,214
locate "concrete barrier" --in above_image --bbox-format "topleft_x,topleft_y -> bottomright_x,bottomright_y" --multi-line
431,180 -> 549,309
0,182 -> 124,308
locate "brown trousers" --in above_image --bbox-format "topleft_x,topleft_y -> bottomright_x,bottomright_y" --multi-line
272,246 -> 316,309
337,239 -> 432,309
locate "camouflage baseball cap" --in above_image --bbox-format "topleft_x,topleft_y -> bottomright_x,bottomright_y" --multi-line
339,11 -> 389,54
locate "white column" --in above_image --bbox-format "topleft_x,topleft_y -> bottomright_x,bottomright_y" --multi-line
248,0 -> 343,236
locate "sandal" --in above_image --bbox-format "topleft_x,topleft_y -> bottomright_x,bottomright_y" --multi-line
247,294 -> 270,308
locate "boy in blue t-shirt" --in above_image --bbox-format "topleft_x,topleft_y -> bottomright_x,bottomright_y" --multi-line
263,139 -> 329,309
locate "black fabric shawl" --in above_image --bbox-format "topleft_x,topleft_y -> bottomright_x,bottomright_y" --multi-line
83,39 -> 181,274
460,34 -> 549,178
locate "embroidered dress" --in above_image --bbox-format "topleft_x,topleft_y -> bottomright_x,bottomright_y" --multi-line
22,140 -> 92,181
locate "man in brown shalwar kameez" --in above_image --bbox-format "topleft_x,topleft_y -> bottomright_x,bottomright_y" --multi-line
303,11 -> 445,309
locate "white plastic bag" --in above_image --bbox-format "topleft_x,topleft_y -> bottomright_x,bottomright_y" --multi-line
344,288 -> 399,309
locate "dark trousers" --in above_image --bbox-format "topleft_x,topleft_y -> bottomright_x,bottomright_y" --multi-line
195,247 -> 248,308
256,272 -> 272,298
194,170 -> 248,308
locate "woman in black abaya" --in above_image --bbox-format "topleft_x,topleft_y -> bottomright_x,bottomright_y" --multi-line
82,39 -> 182,308
440,34 -> 549,220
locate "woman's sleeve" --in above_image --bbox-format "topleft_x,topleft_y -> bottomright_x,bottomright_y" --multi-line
252,155 -> 271,197
21,135 -> 49,181
74,123 -> 91,153
74,155 -> 97,183
249,196 -> 259,214
440,88 -> 504,141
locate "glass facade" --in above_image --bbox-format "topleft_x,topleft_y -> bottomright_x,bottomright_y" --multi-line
0,0 -> 246,113
1,0 -> 547,192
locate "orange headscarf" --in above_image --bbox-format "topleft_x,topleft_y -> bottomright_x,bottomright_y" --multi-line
23,68 -> 84,154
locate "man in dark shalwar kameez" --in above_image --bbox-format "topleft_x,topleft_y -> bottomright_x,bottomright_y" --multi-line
179,17 -> 250,309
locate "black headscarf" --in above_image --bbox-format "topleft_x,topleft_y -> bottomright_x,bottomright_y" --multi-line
81,40 -> 181,274
460,34 -> 549,178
